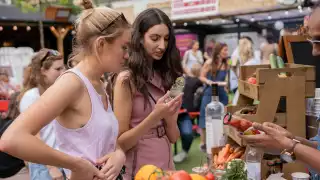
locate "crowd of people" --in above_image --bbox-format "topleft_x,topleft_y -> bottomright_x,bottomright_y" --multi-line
0,0 -> 319,180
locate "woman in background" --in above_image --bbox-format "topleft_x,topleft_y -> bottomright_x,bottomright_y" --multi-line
198,43 -> 229,152
112,8 -> 183,179
182,41 -> 204,76
232,38 -> 260,105
17,49 -> 66,180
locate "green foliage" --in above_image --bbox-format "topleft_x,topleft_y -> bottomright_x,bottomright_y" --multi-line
221,159 -> 247,180
13,0 -> 81,14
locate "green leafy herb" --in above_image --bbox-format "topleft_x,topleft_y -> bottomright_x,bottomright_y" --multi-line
221,160 -> 247,180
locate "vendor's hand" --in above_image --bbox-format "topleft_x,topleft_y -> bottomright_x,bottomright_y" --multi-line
252,122 -> 295,150
261,122 -> 294,139
96,149 -> 126,180
241,133 -> 283,152
48,166 -> 64,180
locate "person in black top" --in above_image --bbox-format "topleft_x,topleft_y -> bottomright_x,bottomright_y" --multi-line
174,64 -> 203,163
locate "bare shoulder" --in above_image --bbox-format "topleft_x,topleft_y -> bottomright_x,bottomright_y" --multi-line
43,72 -> 84,106
115,71 -> 135,94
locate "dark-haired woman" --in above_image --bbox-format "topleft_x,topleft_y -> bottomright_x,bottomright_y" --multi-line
198,43 -> 229,152
112,8 -> 183,179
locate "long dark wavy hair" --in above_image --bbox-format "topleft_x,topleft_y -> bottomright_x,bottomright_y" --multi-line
211,42 -> 228,78
111,8 -> 183,107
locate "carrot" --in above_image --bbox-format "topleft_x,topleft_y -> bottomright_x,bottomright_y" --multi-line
234,147 -> 243,153
216,148 -> 225,164
226,151 -> 244,162
223,144 -> 231,157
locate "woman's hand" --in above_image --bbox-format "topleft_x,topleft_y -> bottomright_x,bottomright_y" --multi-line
70,158 -> 105,180
241,122 -> 295,151
153,92 -> 183,120
96,149 -> 126,180
48,166 -> 64,180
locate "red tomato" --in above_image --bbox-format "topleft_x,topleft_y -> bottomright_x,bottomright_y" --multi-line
169,170 -> 192,180
247,77 -> 257,84
205,172 -> 215,180
229,119 -> 241,129
240,120 -> 252,132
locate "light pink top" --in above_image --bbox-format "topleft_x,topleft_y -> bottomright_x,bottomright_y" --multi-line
123,73 -> 174,180
53,68 -> 118,174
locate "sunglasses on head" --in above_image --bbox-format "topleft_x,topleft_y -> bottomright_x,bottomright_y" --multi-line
40,49 -> 60,66
307,38 -> 320,45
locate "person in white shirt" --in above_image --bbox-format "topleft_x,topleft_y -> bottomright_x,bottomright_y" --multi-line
17,49 -> 66,180
182,41 -> 204,76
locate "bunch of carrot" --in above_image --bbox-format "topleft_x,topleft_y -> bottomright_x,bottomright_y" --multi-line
213,144 -> 244,170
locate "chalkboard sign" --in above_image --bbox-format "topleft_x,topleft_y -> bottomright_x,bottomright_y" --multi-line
281,35 -> 320,88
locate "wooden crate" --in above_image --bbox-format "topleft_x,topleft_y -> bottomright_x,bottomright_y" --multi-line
224,125 -> 246,147
226,105 -> 287,126
238,64 -> 315,100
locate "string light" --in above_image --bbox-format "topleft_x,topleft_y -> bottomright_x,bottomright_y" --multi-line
236,18 -> 240,23
196,21 -> 200,25
0,26 -> 3,31
183,22 -> 187,26
172,22 -> 176,26
298,5 -> 302,10
222,19 -> 226,23
13,26 -> 17,31
26,26 -> 31,31
250,17 -> 255,22
285,11 -> 289,15
268,15 -> 272,20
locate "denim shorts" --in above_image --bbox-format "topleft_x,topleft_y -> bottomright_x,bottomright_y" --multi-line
29,163 -> 66,180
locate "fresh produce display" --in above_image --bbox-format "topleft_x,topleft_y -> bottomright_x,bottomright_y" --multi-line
169,170 -> 192,180
247,77 -> 257,84
223,113 -> 254,132
221,159 -> 247,180
135,165 -> 212,180
135,165 -> 164,180
247,54 -> 287,84
212,144 -> 245,170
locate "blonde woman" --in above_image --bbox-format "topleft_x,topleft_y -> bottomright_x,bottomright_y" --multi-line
232,38 -> 260,105
1,0 -> 131,179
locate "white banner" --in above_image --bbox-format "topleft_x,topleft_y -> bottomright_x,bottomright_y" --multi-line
171,0 -> 219,20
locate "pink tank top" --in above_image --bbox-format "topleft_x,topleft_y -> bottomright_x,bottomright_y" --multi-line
53,68 -> 119,173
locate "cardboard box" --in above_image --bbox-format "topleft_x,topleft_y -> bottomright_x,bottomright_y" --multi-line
238,64 -> 315,100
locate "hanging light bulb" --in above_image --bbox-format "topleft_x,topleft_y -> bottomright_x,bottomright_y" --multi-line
236,18 -> 240,23
268,15 -> 272,20
298,5 -> 302,10
13,26 -> 17,31
196,21 -> 200,25
183,22 -> 188,26
26,26 -> 31,31
221,19 -> 226,23
0,26 -> 3,31
285,11 -> 289,15
172,22 -> 176,26
250,17 -> 255,22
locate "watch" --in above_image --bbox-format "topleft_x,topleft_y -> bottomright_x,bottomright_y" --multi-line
280,139 -> 300,163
